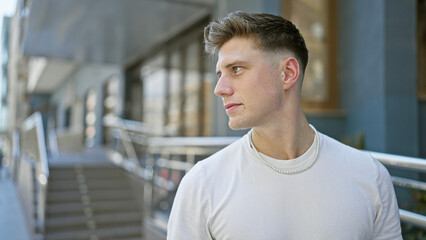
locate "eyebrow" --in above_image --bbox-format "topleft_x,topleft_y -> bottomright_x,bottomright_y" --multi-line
216,60 -> 249,76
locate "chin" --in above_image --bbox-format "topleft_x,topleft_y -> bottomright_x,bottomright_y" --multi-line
228,119 -> 251,130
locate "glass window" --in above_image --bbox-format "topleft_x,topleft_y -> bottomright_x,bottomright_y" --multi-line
142,53 -> 167,127
133,20 -> 210,136
169,50 -> 182,131
283,0 -> 338,110
202,71 -> 215,136
84,89 -> 97,147
103,76 -> 120,144
184,40 -> 201,136
103,76 -> 120,117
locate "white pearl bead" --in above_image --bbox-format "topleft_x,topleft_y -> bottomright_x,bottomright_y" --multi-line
249,125 -> 320,175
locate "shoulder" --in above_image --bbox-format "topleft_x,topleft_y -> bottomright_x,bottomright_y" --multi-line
320,133 -> 373,161
178,135 -> 247,196
319,133 -> 387,177
178,161 -> 206,193
177,135 -> 245,187
196,135 -> 246,171
171,136 -> 246,217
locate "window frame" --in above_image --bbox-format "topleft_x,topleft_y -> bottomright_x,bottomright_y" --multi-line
283,0 -> 339,111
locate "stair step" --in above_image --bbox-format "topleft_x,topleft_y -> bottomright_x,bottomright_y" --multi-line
102,238 -> 142,240
47,191 -> 81,202
48,212 -> 141,227
47,189 -> 135,203
44,158 -> 143,240
96,213 -> 141,225
45,225 -> 142,240
46,202 -> 85,215
91,200 -> 141,213
46,212 -> 141,232
46,215 -> 89,229
94,225 -> 142,239
47,200 -> 140,216
48,179 -> 130,191
49,167 -> 126,181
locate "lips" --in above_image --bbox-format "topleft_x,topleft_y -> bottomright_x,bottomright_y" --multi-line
224,103 -> 242,113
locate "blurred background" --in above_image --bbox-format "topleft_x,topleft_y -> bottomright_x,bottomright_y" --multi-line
0,0 -> 425,239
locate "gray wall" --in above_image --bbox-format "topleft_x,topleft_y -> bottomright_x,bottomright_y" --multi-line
339,0 -> 387,151
420,102 -> 426,158
338,0 -> 419,209
339,0 -> 418,156
383,0 -> 418,156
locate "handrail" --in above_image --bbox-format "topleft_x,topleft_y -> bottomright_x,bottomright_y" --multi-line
367,151 -> 426,229
391,176 -> 426,192
104,117 -> 426,231
11,130 -> 21,182
117,120 -> 141,172
103,117 -> 241,237
370,151 -> 426,173
400,209 -> 426,230
104,115 -> 178,137
147,136 -> 240,147
48,129 -> 59,161
22,112 -> 49,179
103,116 -> 148,178
20,112 -> 49,236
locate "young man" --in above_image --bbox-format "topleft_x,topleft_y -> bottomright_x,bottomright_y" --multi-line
167,12 -> 402,239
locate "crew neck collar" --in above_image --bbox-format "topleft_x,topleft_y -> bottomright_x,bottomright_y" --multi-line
245,125 -> 320,173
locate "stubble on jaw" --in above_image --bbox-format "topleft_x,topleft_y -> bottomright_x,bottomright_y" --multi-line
227,110 -> 250,130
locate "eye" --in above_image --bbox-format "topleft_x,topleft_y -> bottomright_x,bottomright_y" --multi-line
216,71 -> 222,79
233,66 -> 242,74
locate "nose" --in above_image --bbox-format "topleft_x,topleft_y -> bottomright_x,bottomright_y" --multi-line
214,75 -> 234,97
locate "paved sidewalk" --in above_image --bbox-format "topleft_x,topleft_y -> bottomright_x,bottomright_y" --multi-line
0,170 -> 31,240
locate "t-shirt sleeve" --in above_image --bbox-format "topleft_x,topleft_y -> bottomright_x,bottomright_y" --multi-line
372,158 -> 402,240
167,162 -> 212,240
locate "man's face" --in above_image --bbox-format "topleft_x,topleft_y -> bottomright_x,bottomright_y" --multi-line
215,37 -> 285,130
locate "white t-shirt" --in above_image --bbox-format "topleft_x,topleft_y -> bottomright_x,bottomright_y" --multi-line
167,130 -> 402,240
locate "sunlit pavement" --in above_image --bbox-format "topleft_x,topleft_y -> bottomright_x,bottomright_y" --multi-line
0,170 -> 31,240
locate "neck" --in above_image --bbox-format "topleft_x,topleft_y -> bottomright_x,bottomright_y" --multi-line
250,109 -> 314,160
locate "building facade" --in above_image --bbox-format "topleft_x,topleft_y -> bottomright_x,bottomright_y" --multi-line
4,0 -> 425,156
1,17 -> 11,133
1,0 -> 425,237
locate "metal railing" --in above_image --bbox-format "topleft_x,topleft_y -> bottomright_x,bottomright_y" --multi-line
18,112 -> 50,237
369,151 -> 426,229
48,128 -> 59,161
104,117 -> 426,234
103,117 -> 239,236
11,130 -> 21,182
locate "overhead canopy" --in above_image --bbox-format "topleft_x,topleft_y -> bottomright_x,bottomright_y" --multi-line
22,0 -> 212,65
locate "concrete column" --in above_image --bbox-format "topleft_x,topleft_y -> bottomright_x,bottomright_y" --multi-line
339,0 -> 387,152
383,0 -> 418,156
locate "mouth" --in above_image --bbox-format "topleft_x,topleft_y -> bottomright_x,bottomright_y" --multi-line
224,103 -> 242,113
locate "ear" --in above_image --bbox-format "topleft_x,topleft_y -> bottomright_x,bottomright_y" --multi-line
279,57 -> 300,91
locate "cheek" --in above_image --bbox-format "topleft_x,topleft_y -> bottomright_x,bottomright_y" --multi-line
257,81 -> 284,110
241,67 -> 282,106
248,84 -> 282,111
254,72 -> 282,98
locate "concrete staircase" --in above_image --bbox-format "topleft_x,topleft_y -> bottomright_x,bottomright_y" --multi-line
44,153 -> 143,240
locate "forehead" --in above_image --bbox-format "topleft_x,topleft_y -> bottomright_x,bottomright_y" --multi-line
216,37 -> 262,69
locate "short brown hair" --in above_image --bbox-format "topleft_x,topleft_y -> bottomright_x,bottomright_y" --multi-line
204,11 -> 308,72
